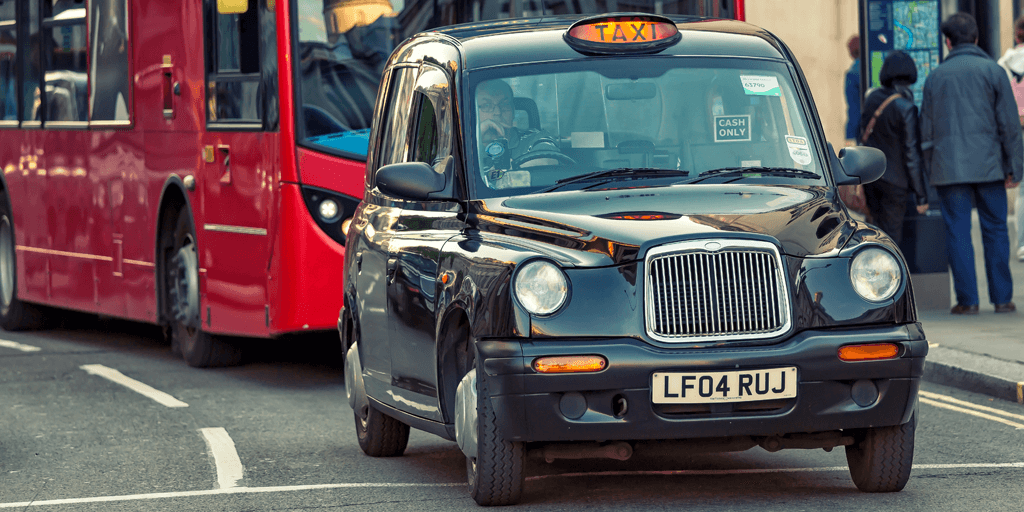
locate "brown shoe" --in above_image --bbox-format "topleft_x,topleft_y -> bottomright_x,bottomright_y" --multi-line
995,302 -> 1016,313
950,304 -> 979,315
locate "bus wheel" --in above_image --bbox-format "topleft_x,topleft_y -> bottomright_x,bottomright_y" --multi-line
166,210 -> 241,367
0,194 -> 44,331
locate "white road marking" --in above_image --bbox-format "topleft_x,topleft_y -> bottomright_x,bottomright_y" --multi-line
1,463 -> 1021,508
0,339 -> 41,352
920,390 -> 1024,429
199,428 -> 244,489
80,364 -> 188,408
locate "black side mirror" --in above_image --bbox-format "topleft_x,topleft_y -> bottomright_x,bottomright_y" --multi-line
376,161 -> 450,200
831,144 -> 886,186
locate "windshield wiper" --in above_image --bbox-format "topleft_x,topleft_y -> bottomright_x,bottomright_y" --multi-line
697,166 -> 821,180
534,168 -> 689,194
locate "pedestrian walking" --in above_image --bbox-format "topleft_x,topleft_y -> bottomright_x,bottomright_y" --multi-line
859,51 -> 929,246
920,12 -> 1023,315
845,35 -> 862,145
997,15 -> 1024,262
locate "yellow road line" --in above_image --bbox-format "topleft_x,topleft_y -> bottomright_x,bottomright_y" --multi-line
920,390 -> 1024,421
920,397 -> 1024,430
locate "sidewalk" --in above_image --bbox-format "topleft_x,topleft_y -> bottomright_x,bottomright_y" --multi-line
915,211 -> 1024,404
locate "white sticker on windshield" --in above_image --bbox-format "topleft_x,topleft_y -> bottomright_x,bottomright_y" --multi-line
786,135 -> 812,165
740,75 -> 781,96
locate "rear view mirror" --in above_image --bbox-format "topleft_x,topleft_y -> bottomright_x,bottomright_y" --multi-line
376,162 -> 449,200
606,83 -> 657,100
217,0 -> 248,14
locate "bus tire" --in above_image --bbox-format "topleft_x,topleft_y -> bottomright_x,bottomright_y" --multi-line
166,209 -> 241,367
0,194 -> 44,331
846,408 -> 916,492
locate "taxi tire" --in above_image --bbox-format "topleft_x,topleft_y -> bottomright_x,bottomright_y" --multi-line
166,209 -> 242,368
0,194 -> 44,332
467,362 -> 525,506
354,404 -> 410,457
845,409 -> 916,492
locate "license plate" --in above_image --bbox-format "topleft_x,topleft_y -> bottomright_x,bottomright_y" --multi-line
652,367 -> 797,404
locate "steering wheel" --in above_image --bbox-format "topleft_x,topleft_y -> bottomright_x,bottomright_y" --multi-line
511,150 -> 577,170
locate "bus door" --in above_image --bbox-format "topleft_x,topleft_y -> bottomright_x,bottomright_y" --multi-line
199,0 -> 278,336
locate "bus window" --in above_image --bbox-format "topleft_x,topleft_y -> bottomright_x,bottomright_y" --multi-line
89,0 -> 130,123
0,2 -> 15,123
206,0 -> 263,125
43,0 -> 87,124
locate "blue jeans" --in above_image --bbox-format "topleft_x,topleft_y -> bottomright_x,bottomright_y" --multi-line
937,182 -> 1014,306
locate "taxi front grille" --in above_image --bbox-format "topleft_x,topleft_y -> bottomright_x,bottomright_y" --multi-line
645,241 -> 790,342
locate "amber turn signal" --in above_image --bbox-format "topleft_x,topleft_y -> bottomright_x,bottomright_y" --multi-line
838,343 -> 900,362
533,355 -> 608,373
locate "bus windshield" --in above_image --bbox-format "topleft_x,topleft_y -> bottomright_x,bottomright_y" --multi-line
293,1 -> 741,159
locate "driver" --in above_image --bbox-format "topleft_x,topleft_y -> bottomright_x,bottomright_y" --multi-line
476,79 -> 561,189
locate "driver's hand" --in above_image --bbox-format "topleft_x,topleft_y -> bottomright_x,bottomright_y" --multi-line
480,118 -> 508,142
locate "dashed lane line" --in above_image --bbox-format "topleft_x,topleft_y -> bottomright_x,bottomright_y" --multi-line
0,463 -> 1021,508
80,364 -> 189,408
0,339 -> 41,352
920,390 -> 1024,429
200,428 -> 244,489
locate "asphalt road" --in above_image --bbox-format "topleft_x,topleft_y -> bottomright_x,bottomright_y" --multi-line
1,318 -> 1022,511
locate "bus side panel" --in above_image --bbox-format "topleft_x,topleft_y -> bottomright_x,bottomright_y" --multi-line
198,131 -> 274,338
143,131 -> 203,323
133,0 -> 204,135
43,130 -> 99,314
2,131 -> 46,307
268,183 -> 346,335
95,130 -> 152,322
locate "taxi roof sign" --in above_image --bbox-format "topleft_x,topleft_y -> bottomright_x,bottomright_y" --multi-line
565,14 -> 680,54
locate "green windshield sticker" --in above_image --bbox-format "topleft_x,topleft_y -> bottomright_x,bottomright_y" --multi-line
740,75 -> 781,96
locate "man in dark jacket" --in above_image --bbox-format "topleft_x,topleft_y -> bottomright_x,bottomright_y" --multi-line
859,51 -> 929,245
920,12 -> 1024,315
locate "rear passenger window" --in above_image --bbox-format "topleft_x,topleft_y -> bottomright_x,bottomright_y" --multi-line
89,0 -> 130,123
0,2 -> 16,123
43,0 -> 87,124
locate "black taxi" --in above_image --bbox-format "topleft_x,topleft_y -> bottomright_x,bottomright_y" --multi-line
339,13 -> 925,506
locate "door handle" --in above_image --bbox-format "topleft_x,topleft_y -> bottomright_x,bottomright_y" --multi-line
218,145 -> 231,185
162,55 -> 174,119
386,257 -> 398,285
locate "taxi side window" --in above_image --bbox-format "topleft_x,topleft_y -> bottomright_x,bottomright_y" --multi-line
407,65 -> 452,170
410,95 -> 438,165
378,66 -> 417,167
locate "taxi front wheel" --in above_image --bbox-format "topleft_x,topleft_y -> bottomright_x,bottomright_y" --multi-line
466,361 -> 525,506
845,409 -> 916,492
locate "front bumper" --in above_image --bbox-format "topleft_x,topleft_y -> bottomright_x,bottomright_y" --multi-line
478,323 -> 926,442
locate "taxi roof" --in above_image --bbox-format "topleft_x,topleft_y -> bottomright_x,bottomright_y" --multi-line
434,15 -> 790,71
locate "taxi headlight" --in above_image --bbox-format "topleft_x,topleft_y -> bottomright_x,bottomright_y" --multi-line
514,260 -> 568,316
850,247 -> 901,302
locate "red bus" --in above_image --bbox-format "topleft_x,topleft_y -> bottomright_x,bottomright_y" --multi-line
0,0 -> 743,367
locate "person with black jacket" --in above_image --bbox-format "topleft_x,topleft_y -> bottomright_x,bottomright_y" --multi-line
858,51 -> 929,246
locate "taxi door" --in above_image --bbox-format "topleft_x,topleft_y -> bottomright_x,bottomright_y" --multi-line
384,64 -> 461,422
198,0 -> 276,336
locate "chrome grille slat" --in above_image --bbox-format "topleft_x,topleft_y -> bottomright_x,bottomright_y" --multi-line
645,241 -> 790,342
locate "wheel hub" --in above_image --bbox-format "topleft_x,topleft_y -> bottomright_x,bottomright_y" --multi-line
0,217 -> 14,309
168,239 -> 199,327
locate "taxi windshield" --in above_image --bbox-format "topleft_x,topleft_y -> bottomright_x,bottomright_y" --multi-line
465,58 -> 825,199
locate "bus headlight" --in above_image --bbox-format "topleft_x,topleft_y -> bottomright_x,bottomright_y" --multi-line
514,260 -> 569,316
319,199 -> 340,222
850,247 -> 901,302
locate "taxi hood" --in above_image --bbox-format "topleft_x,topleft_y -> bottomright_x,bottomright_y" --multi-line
470,185 -> 855,266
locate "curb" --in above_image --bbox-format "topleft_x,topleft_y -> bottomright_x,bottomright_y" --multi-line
923,346 -> 1024,405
